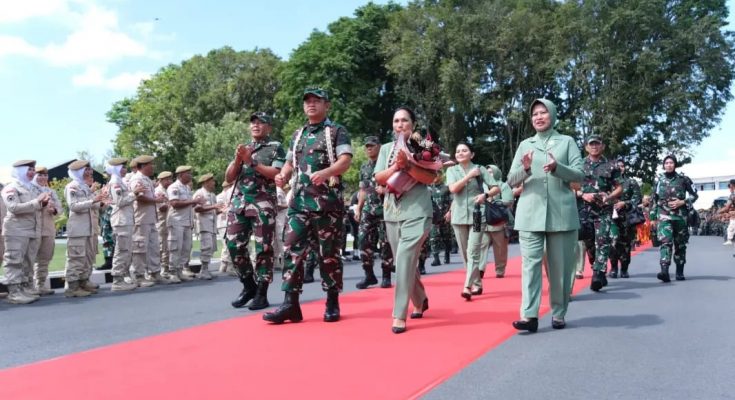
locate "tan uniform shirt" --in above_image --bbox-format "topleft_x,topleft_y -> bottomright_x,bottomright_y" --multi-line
64,180 -> 100,238
110,178 -> 136,227
194,188 -> 217,233
215,187 -> 232,231
35,185 -> 62,237
155,184 -> 169,230
1,180 -> 43,238
129,171 -> 157,225
166,180 -> 193,227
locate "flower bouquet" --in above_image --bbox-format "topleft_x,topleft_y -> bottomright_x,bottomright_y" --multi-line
386,130 -> 444,197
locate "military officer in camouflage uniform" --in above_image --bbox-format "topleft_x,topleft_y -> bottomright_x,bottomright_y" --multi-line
608,158 -> 642,279
355,135 -> 394,289
429,173 -> 452,267
2,160 -> 49,304
129,155 -> 167,287
155,171 -> 173,277
650,155 -> 698,281
167,166 -> 201,283
194,173 -> 223,280
64,160 -> 107,297
225,111 -> 286,311
106,158 -> 140,292
266,88 -> 352,324
98,200 -> 114,270
31,166 -> 62,295
579,136 -> 622,292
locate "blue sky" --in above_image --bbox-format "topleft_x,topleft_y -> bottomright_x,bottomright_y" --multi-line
0,0 -> 733,181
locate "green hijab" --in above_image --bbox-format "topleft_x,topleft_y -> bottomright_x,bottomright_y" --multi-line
529,98 -> 557,134
488,164 -> 502,181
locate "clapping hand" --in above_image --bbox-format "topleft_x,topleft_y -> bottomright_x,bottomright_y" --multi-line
543,152 -> 557,173
521,150 -> 534,171
236,144 -> 252,165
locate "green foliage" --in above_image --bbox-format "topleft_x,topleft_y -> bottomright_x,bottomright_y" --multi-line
48,177 -> 70,230
186,113 -> 251,185
342,137 -> 367,195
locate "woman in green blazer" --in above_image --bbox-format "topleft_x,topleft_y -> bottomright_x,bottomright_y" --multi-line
446,143 -> 499,300
374,107 -> 433,334
507,99 -> 584,332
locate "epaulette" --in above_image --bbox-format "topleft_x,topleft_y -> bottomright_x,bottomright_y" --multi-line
268,141 -> 281,146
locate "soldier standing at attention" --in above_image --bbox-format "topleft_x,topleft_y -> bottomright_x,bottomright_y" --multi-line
608,158 -> 642,279
129,155 -> 167,287
106,158 -> 140,292
267,88 -> 352,323
579,136 -> 622,292
155,171 -> 173,278
355,135 -> 394,289
193,173 -> 222,280
2,160 -> 49,304
216,180 -> 236,276
64,160 -> 107,297
429,173 -> 452,267
167,166 -> 201,283
225,111 -> 286,311
31,166 -> 62,295
650,155 -> 698,281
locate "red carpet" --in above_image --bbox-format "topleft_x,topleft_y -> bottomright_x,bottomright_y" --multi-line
0,244 -> 651,400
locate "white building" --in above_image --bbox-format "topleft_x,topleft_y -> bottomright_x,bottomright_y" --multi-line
686,174 -> 734,210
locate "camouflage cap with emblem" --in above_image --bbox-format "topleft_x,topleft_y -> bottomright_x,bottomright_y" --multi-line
13,159 -> 36,168
157,171 -> 173,180
250,111 -> 272,125
364,136 -> 380,146
68,160 -> 90,170
175,165 -> 192,175
198,173 -> 214,184
586,135 -> 604,145
303,87 -> 329,101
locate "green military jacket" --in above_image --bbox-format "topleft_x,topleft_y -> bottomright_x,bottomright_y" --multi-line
581,156 -> 623,214
286,119 -> 352,212
507,100 -> 584,232
374,141 -> 432,222
650,172 -> 698,221
232,136 -> 286,217
446,163 -> 497,225
618,175 -> 642,217
359,159 -> 383,216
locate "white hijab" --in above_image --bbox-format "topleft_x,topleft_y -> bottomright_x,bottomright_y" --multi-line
11,166 -> 33,189
68,167 -> 88,189
105,164 -> 123,185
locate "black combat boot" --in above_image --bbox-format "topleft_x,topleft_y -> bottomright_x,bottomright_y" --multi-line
96,256 -> 113,271
355,268 -> 378,289
675,264 -> 685,281
231,275 -> 257,308
431,253 -> 441,266
380,270 -> 392,288
590,270 -> 605,292
620,263 -> 630,278
608,258 -> 619,279
657,265 -> 671,283
248,281 -> 270,310
263,292 -> 303,324
419,259 -> 426,275
444,250 -> 450,264
304,264 -> 315,283
323,288 -> 340,322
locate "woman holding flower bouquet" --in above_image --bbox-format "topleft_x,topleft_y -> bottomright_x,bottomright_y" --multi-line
446,143 -> 499,301
374,106 -> 442,334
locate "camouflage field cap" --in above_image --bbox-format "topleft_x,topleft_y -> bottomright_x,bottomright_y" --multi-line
250,112 -> 272,124
364,136 -> 380,146
303,87 -> 329,101
586,135 -> 603,145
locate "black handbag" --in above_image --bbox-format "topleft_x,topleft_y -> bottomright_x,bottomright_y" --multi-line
625,207 -> 646,226
475,176 -> 508,226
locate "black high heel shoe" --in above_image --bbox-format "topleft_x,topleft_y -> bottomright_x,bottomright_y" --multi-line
392,319 -> 407,334
512,318 -> 538,333
461,289 -> 472,301
470,286 -> 483,295
551,318 -> 566,329
410,298 -> 429,319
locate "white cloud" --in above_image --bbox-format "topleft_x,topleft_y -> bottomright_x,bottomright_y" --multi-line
0,35 -> 40,57
72,66 -> 150,91
0,0 -> 68,23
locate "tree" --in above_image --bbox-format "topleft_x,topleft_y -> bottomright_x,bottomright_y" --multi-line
108,47 -> 283,172
186,113 -> 250,185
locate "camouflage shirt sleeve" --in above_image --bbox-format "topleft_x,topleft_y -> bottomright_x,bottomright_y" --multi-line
334,125 -> 352,158
683,175 -> 698,206
272,142 -> 286,169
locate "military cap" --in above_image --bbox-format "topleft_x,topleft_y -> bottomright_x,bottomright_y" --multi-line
222,181 -> 233,188
586,135 -> 603,145
175,165 -> 192,174
198,173 -> 214,184
136,155 -> 155,165
108,157 -> 128,166
129,158 -> 139,169
35,166 -> 48,174
13,160 -> 36,167
303,87 -> 329,101
68,160 -> 90,170
364,136 -> 380,146
250,112 -> 272,124
157,171 -> 173,180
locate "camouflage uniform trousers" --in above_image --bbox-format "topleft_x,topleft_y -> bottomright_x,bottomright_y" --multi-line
358,212 -> 393,274
430,222 -> 452,256
281,208 -> 343,293
609,218 -> 635,269
3,236 -> 40,285
657,218 -> 688,269
583,213 -> 612,272
226,210 -> 275,283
